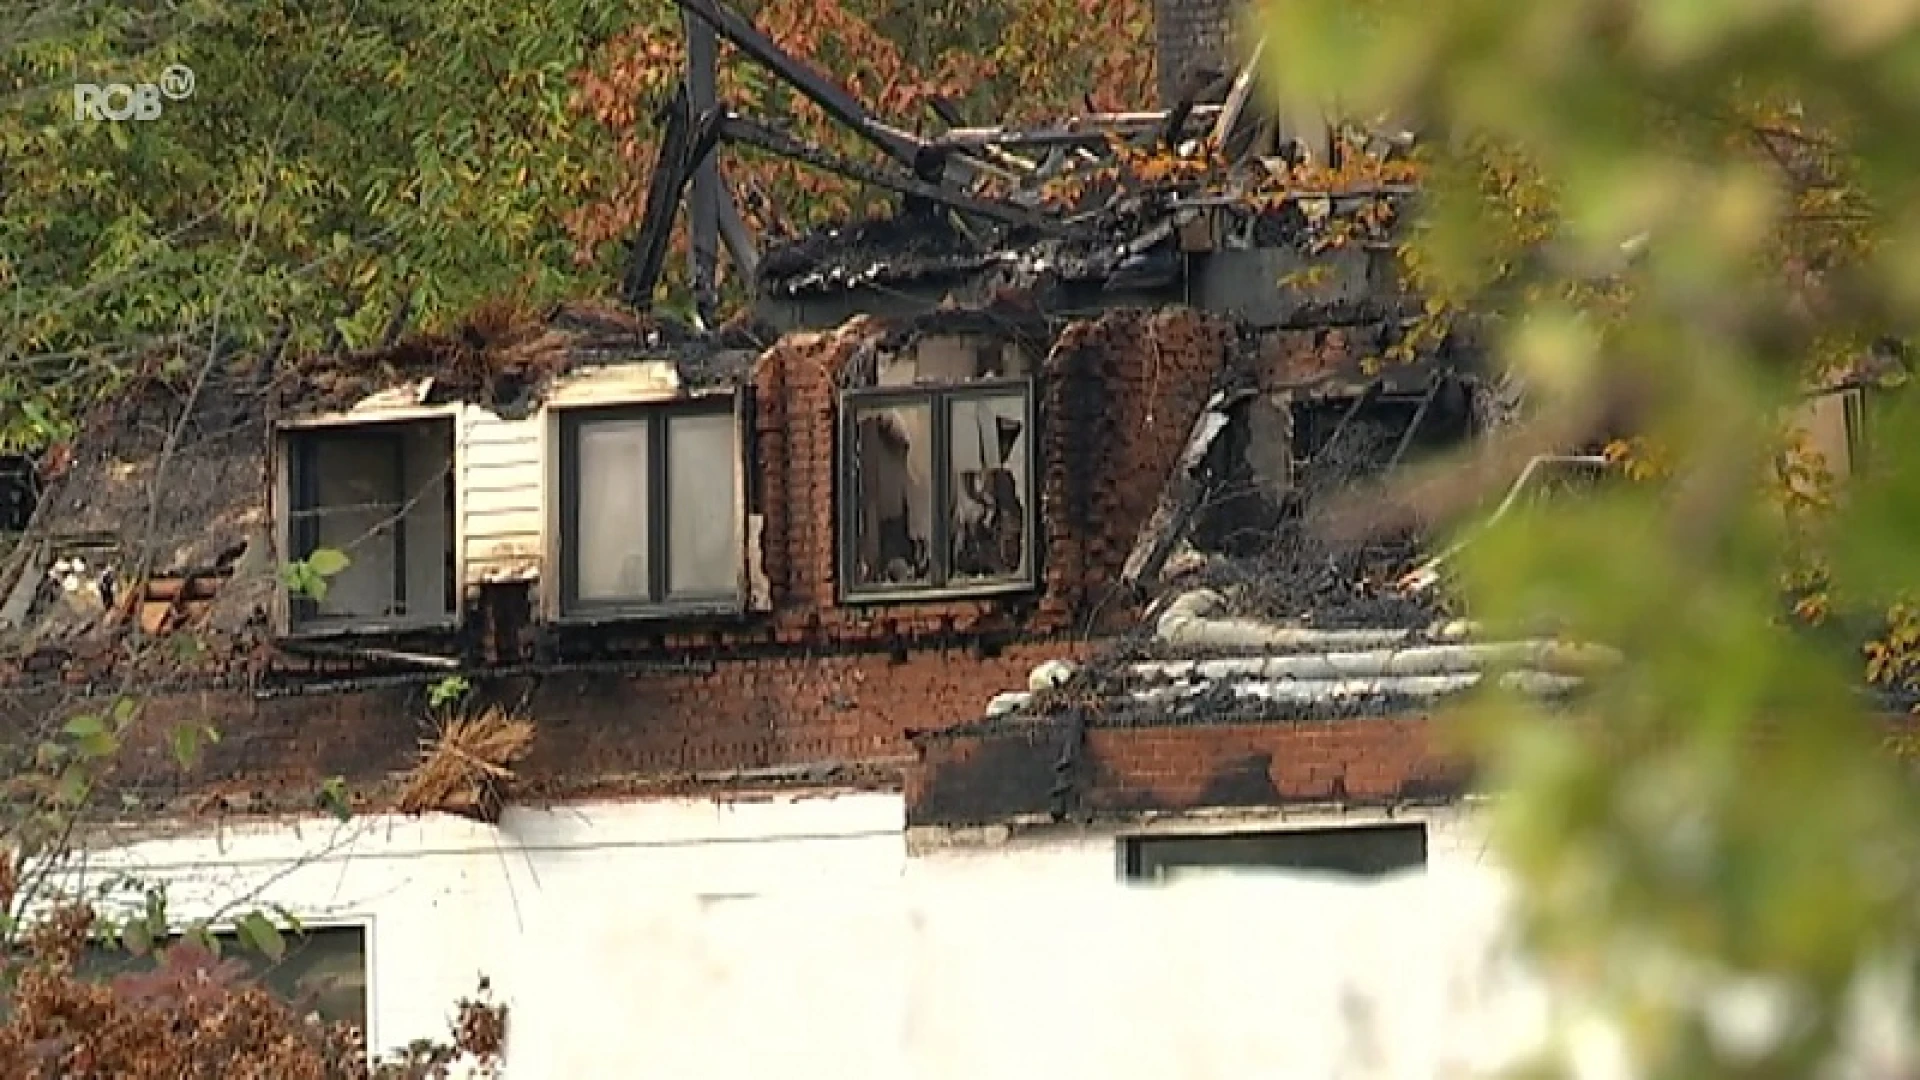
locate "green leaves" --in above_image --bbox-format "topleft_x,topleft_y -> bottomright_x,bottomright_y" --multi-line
304,547 -> 350,577
234,911 -> 286,962
318,775 -> 352,822
62,709 -> 120,760
282,547 -> 350,600
170,723 -> 221,773
1265,0 -> 1920,1073
1,0 -> 627,452
427,675 -> 471,710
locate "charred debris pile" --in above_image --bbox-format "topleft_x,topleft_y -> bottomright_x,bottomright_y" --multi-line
621,0 -> 1420,318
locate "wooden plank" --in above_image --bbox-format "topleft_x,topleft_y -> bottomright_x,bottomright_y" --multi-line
1120,390 -> 1253,588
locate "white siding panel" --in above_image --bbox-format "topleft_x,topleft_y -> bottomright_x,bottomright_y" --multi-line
459,408 -> 546,583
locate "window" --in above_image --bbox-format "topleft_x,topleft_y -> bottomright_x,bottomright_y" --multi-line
840,380 -> 1036,599
77,924 -> 369,1031
1121,823 -> 1428,883
557,399 -> 743,617
285,419 -> 455,631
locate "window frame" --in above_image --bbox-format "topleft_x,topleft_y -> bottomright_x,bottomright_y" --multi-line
279,414 -> 458,638
554,395 -> 747,622
71,916 -> 374,1037
1119,822 -> 1430,883
837,377 -> 1039,604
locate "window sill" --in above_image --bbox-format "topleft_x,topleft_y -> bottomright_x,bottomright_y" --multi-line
279,615 -> 458,642
551,599 -> 748,627
839,578 -> 1037,606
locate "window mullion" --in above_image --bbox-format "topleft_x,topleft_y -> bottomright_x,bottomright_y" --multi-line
391,433 -> 408,617
291,436 -> 318,622
650,414 -> 669,604
931,391 -> 951,589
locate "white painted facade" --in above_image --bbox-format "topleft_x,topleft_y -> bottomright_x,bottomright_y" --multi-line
50,793 -> 1589,1077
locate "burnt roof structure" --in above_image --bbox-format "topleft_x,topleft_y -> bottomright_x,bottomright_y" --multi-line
620,0 -> 1417,336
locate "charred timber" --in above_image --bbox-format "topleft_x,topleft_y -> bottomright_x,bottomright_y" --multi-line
927,108 -> 1226,153
717,113 -> 1064,233
675,0 -> 927,168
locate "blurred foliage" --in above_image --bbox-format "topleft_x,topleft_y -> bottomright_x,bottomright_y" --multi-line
0,0 -> 1151,453
1262,0 -> 1920,1073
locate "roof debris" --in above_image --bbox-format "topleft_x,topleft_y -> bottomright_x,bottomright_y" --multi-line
619,0 -> 1418,315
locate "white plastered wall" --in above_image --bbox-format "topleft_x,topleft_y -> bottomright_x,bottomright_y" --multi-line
61,795 -> 1505,1073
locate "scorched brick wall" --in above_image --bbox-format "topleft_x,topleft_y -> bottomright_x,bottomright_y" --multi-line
56,641 -> 1097,810
906,714 -> 1470,827
745,306 -> 1233,643
2,306 -> 1242,810
1153,0 -> 1240,104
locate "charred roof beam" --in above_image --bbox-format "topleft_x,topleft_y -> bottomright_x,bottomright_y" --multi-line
926,108 -> 1226,154
621,88 -> 727,309
716,112 -> 1064,234
674,0 -> 927,170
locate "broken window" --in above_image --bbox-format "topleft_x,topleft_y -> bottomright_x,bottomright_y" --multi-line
285,419 -> 455,631
840,381 -> 1035,599
874,334 -> 1032,385
1289,375 -> 1476,485
558,398 -> 743,617
1121,823 -> 1429,884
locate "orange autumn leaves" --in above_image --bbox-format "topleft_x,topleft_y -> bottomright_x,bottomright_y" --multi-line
562,0 -> 1154,292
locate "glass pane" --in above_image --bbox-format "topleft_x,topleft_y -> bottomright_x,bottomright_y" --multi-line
947,393 -> 1030,582
307,432 -> 402,619
667,411 -> 739,598
75,925 -> 368,1031
850,401 -> 934,588
249,926 -> 368,1030
575,419 -> 650,602
396,421 -> 453,617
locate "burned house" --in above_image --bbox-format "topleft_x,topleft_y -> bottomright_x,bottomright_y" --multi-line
0,0 -> 1505,833
4,1 -> 1913,1061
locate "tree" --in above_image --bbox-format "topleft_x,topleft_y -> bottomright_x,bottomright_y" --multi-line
1262,0 -> 1920,1073
2,0 -> 1155,454
0,0 -> 631,451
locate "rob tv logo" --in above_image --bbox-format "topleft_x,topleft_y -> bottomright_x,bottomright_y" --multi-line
74,64 -> 195,121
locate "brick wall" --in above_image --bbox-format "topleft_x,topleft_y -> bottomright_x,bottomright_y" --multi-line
906,713 -> 1469,827
6,306 -> 1241,810
79,640 -> 1096,811
1152,0 -> 1241,104
743,306 -> 1233,644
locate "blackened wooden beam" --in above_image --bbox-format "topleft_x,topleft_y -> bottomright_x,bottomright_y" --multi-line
621,85 -> 697,310
675,0 -> 926,168
716,112 -> 1062,233
714,176 -> 759,279
684,9 -> 721,322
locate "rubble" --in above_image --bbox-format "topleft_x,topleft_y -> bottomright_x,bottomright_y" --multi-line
620,0 -> 1418,325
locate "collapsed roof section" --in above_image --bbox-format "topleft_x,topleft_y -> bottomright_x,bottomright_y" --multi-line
0,302 -> 767,661
623,0 -> 1417,331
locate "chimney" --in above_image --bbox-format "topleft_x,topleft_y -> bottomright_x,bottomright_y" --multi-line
1151,0 -> 1242,106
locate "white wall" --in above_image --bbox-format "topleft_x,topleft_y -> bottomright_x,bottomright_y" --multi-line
508,863 -> 1544,1080
67,793 -> 906,1055
63,794 -> 1512,1074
